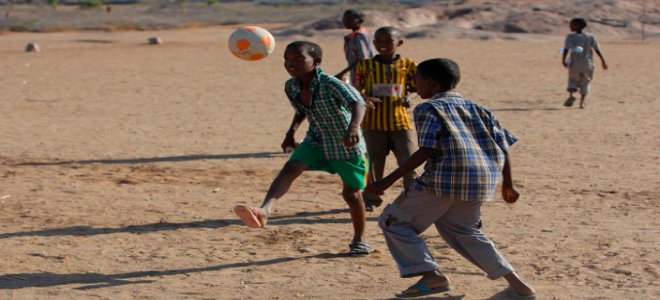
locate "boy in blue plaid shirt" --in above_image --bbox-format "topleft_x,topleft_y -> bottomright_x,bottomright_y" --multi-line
235,41 -> 372,256
367,58 -> 536,298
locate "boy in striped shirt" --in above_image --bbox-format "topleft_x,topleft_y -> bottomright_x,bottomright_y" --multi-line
235,41 -> 372,256
367,58 -> 536,298
354,26 -> 418,212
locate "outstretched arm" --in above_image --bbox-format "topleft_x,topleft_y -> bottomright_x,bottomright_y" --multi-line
282,113 -> 306,152
366,147 -> 434,195
501,151 -> 520,203
342,101 -> 366,147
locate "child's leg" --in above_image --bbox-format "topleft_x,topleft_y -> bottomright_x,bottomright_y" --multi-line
362,130 -> 388,209
434,201 -> 535,296
379,190 -> 453,278
391,130 -> 418,188
342,183 -> 366,245
235,160 -> 307,228
260,160 -> 308,215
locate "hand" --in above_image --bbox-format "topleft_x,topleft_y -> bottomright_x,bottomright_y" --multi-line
364,96 -> 382,109
562,61 -> 568,68
502,186 -> 520,203
342,126 -> 360,147
281,134 -> 297,153
365,179 -> 392,196
602,61 -> 608,70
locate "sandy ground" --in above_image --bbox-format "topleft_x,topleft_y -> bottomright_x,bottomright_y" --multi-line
0,26 -> 659,299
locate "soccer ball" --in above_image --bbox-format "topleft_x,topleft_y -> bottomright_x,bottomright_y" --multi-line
228,26 -> 275,61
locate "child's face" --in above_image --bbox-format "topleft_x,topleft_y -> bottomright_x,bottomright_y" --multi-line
284,47 -> 318,78
342,14 -> 361,30
373,31 -> 403,57
414,72 -> 437,99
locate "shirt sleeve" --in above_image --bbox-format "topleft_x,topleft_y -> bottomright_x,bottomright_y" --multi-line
483,108 -> 518,151
406,61 -> 417,93
564,35 -> 573,50
330,77 -> 364,107
354,60 -> 367,92
354,33 -> 373,60
414,103 -> 442,149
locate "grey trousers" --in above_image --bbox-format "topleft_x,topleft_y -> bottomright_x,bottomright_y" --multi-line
378,189 -> 514,279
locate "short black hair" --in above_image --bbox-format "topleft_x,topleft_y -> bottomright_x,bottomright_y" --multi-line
417,58 -> 461,91
374,26 -> 402,39
343,9 -> 365,22
570,18 -> 587,29
285,41 -> 323,61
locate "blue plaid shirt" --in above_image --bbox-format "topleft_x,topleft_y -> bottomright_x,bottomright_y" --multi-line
285,67 -> 367,160
410,92 -> 518,201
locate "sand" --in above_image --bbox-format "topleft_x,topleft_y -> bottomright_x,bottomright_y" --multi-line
0,24 -> 659,299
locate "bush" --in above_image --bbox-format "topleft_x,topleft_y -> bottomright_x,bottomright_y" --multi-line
81,0 -> 104,8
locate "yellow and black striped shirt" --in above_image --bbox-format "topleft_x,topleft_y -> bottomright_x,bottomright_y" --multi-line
354,55 -> 416,131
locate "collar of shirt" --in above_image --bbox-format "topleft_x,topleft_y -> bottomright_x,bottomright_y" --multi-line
289,67 -> 323,111
347,27 -> 367,39
431,91 -> 463,100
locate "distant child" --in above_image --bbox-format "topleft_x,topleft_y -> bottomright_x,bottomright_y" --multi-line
562,18 -> 608,109
366,58 -> 537,299
354,26 -> 418,212
341,9 -> 375,84
234,41 -> 372,256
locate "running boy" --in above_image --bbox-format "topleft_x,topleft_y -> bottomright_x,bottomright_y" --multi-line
562,17 -> 608,109
234,41 -> 372,256
367,58 -> 536,299
354,26 -> 417,212
341,9 -> 375,84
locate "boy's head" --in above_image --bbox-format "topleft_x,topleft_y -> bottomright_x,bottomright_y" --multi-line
284,41 -> 323,78
373,26 -> 403,57
415,58 -> 461,98
343,9 -> 365,30
570,18 -> 587,32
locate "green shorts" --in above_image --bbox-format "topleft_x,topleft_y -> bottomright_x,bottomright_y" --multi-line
289,141 -> 368,189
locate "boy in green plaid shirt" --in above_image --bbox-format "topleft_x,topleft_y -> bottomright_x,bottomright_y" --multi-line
235,41 -> 372,256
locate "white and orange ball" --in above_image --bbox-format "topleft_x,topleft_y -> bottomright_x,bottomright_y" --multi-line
228,26 -> 275,61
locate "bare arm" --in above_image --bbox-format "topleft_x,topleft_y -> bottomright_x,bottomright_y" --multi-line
342,100 -> 366,147
561,49 -> 569,68
282,113 -> 306,152
366,147 -> 434,195
501,152 -> 520,203
595,49 -> 608,70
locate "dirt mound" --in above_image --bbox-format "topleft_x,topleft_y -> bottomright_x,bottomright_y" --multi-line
272,0 -> 660,40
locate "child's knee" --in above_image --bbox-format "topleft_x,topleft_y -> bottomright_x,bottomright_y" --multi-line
341,186 -> 361,203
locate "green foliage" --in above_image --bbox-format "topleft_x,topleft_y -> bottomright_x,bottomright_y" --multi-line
81,0 -> 104,8
206,0 -> 218,5
48,0 -> 60,5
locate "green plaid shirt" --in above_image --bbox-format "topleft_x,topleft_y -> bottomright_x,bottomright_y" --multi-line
285,67 -> 367,160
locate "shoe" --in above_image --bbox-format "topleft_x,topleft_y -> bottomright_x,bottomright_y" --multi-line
365,202 -> 375,212
348,241 -> 371,256
564,96 -> 576,107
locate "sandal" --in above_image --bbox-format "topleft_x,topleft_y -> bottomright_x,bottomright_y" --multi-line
395,282 -> 452,298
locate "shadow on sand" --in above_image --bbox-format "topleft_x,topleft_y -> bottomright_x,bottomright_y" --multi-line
0,252 -> 348,290
13,152 -> 287,166
0,209 -> 378,239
